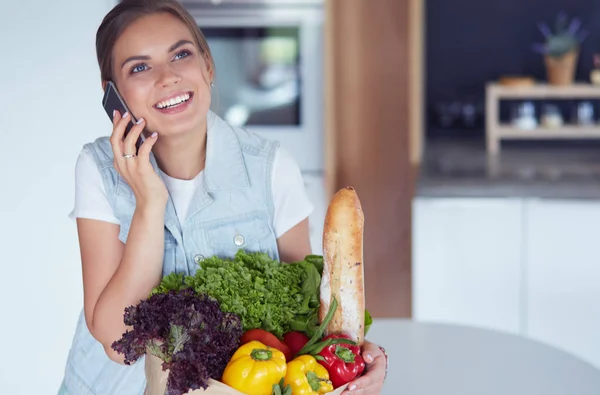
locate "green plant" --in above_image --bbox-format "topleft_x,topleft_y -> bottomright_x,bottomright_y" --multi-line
532,13 -> 588,58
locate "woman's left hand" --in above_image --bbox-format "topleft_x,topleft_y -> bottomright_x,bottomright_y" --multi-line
342,340 -> 387,394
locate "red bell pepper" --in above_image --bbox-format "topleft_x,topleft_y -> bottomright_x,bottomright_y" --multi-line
283,331 -> 310,357
317,334 -> 366,389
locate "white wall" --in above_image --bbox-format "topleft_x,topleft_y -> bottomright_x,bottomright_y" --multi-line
0,1 -> 115,393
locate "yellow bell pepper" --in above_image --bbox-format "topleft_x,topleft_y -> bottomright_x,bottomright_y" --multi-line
221,340 -> 287,395
284,355 -> 334,395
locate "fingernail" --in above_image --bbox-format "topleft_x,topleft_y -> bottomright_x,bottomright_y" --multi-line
136,117 -> 144,124
112,110 -> 117,118
123,112 -> 129,118
365,353 -> 374,363
349,384 -> 357,391
151,132 -> 158,138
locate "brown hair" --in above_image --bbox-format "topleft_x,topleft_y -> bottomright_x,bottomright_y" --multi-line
96,0 -> 214,83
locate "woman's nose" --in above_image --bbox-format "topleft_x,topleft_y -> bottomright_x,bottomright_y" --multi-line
155,65 -> 181,87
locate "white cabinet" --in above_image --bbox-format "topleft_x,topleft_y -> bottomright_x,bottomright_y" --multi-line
413,196 -> 600,370
525,200 -> 600,370
412,198 -> 523,335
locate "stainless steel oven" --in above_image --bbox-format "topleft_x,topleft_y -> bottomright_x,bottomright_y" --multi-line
182,0 -> 325,172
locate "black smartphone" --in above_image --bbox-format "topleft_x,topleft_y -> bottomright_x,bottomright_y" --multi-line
102,81 -> 143,153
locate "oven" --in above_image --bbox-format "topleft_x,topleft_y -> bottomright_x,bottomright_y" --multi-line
182,0 -> 325,173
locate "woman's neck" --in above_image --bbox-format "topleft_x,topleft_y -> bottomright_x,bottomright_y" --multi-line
151,125 -> 208,181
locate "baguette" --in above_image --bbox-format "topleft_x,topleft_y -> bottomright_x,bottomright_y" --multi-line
319,186 -> 365,346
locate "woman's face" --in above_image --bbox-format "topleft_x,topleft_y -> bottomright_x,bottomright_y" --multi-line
110,12 -> 212,137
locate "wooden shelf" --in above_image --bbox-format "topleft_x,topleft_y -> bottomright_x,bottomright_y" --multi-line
496,125 -> 600,139
486,82 -> 600,155
488,83 -> 600,99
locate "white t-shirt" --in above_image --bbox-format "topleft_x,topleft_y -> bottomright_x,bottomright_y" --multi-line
69,146 -> 314,239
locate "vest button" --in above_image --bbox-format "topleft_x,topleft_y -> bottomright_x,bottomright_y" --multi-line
194,254 -> 205,264
234,235 -> 245,246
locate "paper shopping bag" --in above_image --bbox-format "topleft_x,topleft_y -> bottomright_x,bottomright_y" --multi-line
144,353 -> 348,395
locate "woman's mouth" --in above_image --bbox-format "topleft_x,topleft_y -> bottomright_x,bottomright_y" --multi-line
153,91 -> 194,114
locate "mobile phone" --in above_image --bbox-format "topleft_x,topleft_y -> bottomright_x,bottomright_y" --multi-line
102,81 -> 143,153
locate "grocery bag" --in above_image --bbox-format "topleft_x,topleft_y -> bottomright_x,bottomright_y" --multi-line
144,353 -> 348,395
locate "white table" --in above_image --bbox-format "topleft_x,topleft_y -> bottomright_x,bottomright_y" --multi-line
368,320 -> 600,394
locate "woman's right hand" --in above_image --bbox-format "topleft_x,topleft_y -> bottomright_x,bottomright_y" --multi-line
109,111 -> 168,209
83,111 -> 169,362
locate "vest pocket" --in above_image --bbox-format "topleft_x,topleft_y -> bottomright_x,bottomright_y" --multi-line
116,218 -> 182,275
205,212 -> 274,258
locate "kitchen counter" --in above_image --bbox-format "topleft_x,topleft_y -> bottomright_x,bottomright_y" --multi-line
417,138 -> 600,199
369,320 -> 600,395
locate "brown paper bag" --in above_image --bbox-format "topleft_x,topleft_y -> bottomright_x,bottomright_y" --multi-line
144,353 -> 348,395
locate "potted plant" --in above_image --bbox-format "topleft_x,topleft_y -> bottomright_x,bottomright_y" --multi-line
532,13 -> 588,85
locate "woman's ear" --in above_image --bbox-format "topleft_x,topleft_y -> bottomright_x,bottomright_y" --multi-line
101,80 -> 108,92
204,54 -> 214,79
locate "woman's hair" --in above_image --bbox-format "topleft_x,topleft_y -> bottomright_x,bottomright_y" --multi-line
96,0 -> 214,83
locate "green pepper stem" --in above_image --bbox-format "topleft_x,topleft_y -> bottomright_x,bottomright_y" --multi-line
306,371 -> 324,392
334,346 -> 356,363
251,348 -> 273,361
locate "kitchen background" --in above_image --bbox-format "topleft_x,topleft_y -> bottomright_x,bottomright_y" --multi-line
1,0 -> 600,393
415,0 -> 600,387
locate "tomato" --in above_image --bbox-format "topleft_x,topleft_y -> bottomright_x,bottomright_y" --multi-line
240,329 -> 292,361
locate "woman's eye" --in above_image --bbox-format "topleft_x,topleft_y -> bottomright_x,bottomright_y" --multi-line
128,51 -> 190,74
131,63 -> 148,74
174,50 -> 191,60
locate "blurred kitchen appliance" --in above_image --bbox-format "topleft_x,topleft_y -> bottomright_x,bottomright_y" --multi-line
182,0 -> 325,172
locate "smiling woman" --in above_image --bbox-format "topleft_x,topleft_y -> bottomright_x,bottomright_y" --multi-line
57,1 -> 386,394
98,8 -> 215,162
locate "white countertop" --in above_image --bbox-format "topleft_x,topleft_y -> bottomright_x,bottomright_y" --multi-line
368,320 -> 600,394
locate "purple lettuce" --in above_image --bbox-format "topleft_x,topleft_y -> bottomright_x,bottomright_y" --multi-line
112,289 -> 243,395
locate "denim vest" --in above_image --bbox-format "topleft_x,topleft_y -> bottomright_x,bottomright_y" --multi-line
61,111 -> 280,394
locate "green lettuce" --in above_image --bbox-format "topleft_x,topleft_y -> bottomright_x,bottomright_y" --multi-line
151,250 -> 322,338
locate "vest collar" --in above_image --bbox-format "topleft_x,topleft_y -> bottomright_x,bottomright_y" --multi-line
203,111 -> 250,191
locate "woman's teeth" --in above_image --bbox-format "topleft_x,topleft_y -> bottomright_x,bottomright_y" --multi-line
156,93 -> 190,109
